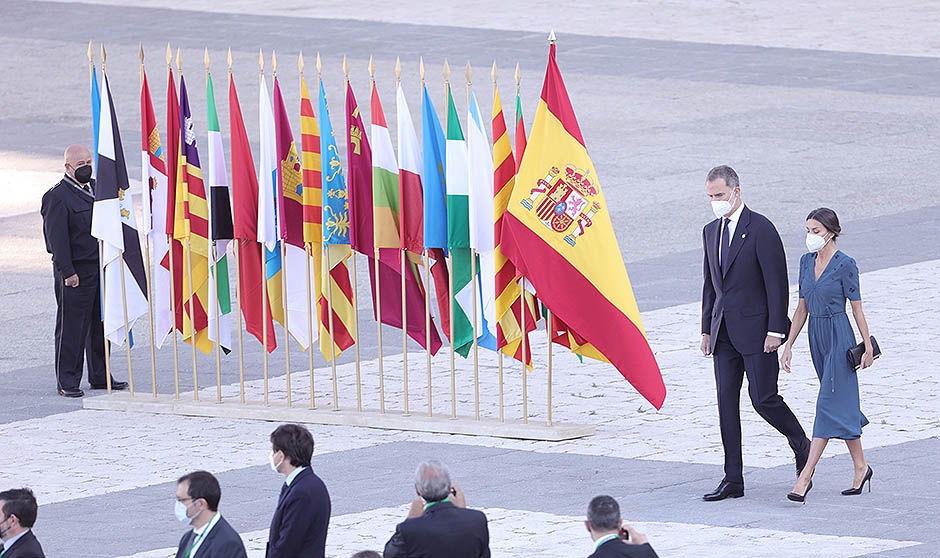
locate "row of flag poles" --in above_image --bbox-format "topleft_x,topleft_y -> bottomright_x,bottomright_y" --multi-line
85,35 -> 667,425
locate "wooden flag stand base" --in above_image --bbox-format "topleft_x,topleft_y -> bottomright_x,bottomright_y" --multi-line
82,390 -> 594,442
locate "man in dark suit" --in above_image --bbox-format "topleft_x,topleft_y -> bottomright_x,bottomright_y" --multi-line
700,165 -> 810,501
266,424 -> 331,558
40,144 -> 127,397
384,460 -> 490,558
174,471 -> 247,558
584,496 -> 657,558
0,488 -> 45,558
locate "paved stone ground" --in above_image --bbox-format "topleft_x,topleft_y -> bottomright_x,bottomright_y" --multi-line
3,2 -> 940,557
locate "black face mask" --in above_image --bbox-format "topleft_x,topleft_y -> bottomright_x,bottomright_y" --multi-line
73,164 -> 93,184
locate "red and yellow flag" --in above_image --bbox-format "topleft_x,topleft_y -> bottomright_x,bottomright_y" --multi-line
501,44 -> 665,408
493,83 -> 537,367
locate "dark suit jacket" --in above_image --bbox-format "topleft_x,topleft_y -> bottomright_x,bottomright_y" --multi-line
702,205 -> 789,355
2,530 -> 46,558
266,467 -> 331,558
175,515 -> 247,558
40,176 -> 99,278
588,537 -> 659,558
383,501 -> 490,558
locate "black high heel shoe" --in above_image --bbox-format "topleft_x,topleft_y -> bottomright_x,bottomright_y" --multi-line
787,480 -> 813,503
842,466 -> 873,495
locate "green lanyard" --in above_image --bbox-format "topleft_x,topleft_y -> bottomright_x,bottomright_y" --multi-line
423,498 -> 450,511
185,513 -> 218,558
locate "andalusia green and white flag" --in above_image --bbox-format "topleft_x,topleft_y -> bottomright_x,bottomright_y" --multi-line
206,72 -> 234,353
445,85 -> 474,357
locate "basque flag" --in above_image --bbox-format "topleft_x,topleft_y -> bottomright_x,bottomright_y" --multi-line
91,72 -> 149,346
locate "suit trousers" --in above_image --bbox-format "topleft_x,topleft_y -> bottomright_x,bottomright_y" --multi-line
713,322 -> 807,483
53,263 -> 106,389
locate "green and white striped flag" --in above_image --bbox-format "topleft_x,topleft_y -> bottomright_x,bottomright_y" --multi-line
445,85 -> 474,357
206,72 -> 234,353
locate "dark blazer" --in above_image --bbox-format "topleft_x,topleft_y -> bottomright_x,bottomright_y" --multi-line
588,537 -> 659,558
175,515 -> 247,558
40,176 -> 99,278
266,467 -> 331,558
702,205 -> 789,355
1,530 -> 46,558
383,501 -> 490,558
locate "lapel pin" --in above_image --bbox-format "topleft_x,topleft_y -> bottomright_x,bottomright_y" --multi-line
741,233 -> 747,239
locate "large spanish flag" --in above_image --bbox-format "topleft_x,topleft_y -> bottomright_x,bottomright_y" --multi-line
501,44 -> 665,409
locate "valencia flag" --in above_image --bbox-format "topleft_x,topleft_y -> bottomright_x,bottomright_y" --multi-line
500,43 -> 665,409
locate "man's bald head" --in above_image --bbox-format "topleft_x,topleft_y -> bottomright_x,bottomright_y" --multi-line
64,144 -> 93,183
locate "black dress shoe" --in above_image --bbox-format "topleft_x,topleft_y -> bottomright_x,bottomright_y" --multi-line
787,480 -> 813,503
90,380 -> 129,391
841,466 -> 873,495
57,387 -> 84,398
703,480 -> 744,501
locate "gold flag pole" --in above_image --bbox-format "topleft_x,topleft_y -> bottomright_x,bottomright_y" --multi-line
177,48 -> 200,401
165,44 -> 180,399
140,44 -> 158,398
229,49 -> 246,404
444,59 -> 456,420
259,49 -> 270,405
466,61 -> 480,421
516,64 -> 528,424
396,56 -> 409,416
419,56 -> 433,418
103,45 -> 136,398
96,43 -> 113,395
369,55 -> 386,414
207,48 -> 223,404
344,54 -> 363,412
318,53 -> 340,411
492,60 -> 505,422
545,31 -> 555,427
273,50 -> 293,408
300,51 -> 316,409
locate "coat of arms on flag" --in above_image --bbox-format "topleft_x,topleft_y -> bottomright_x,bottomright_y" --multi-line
520,163 -> 601,246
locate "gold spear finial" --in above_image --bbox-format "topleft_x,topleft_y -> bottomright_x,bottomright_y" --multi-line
88,40 -> 94,64
139,42 -> 144,65
343,54 -> 349,82
176,47 -> 181,71
465,60 -> 472,85
298,51 -> 305,75
549,28 -> 556,43
419,56 -> 425,83
443,59 -> 450,83
368,55 -> 375,80
491,61 -> 497,83
272,50 -> 277,77
316,51 -> 322,78
100,44 -> 107,71
395,56 -> 401,85
258,48 -> 264,74
204,47 -> 210,73
227,48 -> 232,74
514,63 -> 521,87
166,43 -> 171,67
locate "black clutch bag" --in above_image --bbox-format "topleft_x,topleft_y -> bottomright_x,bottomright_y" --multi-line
847,336 -> 881,371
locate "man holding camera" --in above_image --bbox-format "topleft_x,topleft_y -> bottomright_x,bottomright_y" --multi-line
584,495 -> 658,558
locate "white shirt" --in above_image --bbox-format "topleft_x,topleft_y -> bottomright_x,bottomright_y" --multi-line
285,466 -> 306,487
1,529 -> 30,555
188,512 -> 220,557
717,203 -> 784,338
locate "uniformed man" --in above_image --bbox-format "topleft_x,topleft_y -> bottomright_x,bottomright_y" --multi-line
40,144 -> 127,397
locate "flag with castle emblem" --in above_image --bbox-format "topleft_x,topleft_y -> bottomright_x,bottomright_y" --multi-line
500,43 -> 665,409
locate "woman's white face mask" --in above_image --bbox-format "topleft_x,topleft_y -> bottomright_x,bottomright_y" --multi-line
805,232 -> 831,253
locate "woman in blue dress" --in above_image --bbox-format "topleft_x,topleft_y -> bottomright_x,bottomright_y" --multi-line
780,208 -> 875,503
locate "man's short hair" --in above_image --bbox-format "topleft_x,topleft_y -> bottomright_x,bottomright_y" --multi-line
706,165 -> 739,190
177,471 -> 221,511
415,460 -> 451,502
0,488 -> 38,528
587,495 -> 621,532
270,424 -> 315,467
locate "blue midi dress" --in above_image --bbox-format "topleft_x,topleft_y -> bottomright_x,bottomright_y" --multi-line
798,250 -> 869,440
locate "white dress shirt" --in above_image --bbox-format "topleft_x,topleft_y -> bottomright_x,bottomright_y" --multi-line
1,529 -> 30,555
285,466 -> 306,487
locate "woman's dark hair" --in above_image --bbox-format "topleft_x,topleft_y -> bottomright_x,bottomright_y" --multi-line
806,207 -> 841,238
270,423 -> 315,467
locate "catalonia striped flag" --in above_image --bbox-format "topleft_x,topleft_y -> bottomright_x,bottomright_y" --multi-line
173,75 -> 213,354
493,83 -> 538,367
300,76 -> 355,360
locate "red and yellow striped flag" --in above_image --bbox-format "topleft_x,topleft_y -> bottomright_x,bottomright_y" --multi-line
493,83 -> 537,366
300,76 -> 355,360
